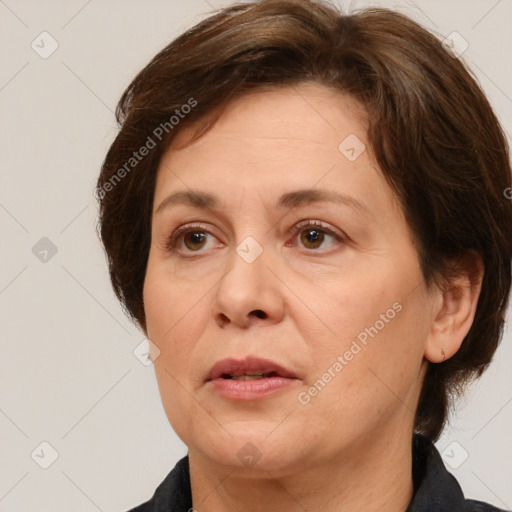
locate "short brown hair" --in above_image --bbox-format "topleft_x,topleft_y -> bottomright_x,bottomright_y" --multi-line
96,0 -> 512,440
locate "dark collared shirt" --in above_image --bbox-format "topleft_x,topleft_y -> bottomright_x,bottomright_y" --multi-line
128,435 -> 506,511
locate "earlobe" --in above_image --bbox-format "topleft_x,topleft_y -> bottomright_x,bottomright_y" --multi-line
424,256 -> 484,363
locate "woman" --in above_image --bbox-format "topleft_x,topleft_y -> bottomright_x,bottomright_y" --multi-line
96,0 -> 512,510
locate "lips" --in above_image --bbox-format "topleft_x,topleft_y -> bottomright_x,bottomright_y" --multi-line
206,356 -> 298,382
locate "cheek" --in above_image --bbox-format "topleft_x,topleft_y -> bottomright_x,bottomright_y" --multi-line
296,301 -> 427,436
144,256 -> 207,339
143,257 -> 214,383
144,260 -> 213,435
293,261 -> 427,401
293,270 -> 399,353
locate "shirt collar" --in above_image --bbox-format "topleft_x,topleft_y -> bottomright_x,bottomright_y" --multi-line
406,433 -> 466,511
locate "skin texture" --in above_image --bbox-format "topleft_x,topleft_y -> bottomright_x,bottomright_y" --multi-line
143,82 -> 483,512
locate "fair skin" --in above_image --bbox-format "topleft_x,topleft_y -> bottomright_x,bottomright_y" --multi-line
143,82 -> 482,512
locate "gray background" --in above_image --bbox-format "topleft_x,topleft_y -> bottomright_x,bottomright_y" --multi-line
0,0 -> 511,510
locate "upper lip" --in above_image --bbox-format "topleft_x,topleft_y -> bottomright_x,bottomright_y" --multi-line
206,356 -> 298,381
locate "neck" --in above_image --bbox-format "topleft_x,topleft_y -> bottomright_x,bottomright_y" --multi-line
188,431 -> 414,512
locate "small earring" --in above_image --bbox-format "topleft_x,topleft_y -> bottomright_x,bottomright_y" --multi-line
441,347 -> 446,360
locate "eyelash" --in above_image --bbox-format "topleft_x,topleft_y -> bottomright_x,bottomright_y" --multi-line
164,220 -> 345,254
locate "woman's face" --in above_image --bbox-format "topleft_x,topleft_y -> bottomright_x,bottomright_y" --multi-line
143,82 -> 435,473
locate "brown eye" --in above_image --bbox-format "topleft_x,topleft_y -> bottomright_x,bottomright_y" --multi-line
291,220 -> 342,251
183,231 -> 207,251
300,228 -> 325,249
165,223 -> 219,253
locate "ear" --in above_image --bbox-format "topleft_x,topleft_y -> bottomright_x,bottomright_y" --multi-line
424,254 -> 484,363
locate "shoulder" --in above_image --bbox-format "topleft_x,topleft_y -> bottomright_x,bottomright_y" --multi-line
408,435 -> 508,512
125,454 -> 192,512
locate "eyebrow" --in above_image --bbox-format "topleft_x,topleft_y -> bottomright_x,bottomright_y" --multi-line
154,189 -> 370,217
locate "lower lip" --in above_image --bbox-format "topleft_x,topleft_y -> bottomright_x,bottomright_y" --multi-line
208,376 -> 298,400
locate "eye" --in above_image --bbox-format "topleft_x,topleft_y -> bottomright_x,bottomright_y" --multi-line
288,220 -> 344,251
165,223 -> 221,253
164,220 -> 345,255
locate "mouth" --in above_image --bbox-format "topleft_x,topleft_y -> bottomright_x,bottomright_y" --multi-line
219,371 -> 281,381
206,356 -> 298,382
205,356 -> 299,400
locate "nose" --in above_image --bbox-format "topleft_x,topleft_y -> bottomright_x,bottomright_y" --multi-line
211,245 -> 285,328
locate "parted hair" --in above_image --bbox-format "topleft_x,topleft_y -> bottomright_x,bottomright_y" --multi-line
96,0 -> 512,440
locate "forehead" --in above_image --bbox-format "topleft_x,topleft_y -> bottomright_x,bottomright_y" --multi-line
153,83 -> 397,222
170,82 -> 369,152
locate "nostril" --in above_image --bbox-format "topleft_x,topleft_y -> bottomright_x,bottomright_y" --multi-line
252,310 -> 267,319
218,313 -> 230,324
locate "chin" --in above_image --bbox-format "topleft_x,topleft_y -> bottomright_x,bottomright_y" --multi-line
192,427 -> 300,472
